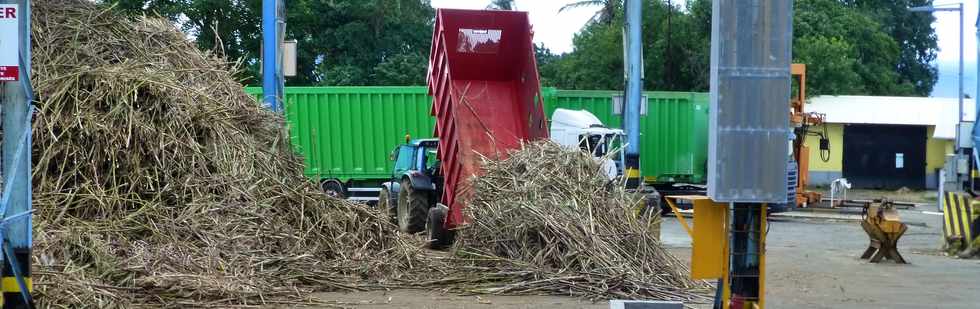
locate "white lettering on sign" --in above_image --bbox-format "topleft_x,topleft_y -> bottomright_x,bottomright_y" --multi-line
0,4 -> 19,82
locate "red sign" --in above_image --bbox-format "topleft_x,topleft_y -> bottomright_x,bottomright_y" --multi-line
0,66 -> 16,81
0,4 -> 17,82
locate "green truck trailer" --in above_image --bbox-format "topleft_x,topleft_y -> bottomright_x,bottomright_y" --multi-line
245,86 -> 709,202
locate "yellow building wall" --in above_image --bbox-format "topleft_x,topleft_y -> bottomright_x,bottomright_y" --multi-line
926,126 -> 953,172
804,124 -> 952,174
804,123 -> 843,172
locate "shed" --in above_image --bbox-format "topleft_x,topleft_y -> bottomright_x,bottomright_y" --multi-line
803,96 -> 975,189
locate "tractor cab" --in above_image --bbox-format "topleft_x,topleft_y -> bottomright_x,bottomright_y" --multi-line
392,139 -> 440,177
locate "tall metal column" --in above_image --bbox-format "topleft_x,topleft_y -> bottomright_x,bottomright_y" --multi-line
0,0 -> 34,306
709,1 -> 793,307
974,4 -> 980,146
262,0 -> 284,112
623,0 -> 643,188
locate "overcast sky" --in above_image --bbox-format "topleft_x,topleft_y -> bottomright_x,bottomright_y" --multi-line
430,0 -> 978,97
928,1 -> 980,98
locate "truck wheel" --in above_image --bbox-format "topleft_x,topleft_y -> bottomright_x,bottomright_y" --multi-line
378,187 -> 396,224
397,178 -> 428,234
321,180 -> 346,199
427,204 -> 455,250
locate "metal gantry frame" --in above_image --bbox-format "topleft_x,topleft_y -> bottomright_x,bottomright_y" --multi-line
0,0 -> 35,307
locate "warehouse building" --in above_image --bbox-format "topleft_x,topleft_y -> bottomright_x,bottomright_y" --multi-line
803,96 -> 974,189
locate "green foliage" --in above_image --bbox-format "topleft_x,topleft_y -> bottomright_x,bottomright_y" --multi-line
543,0 -> 937,96
487,0 -> 515,10
104,0 -> 434,86
102,0 -> 938,95
793,0 -> 917,96
844,0 -> 938,96
794,36 -> 864,94
542,0 -> 707,91
560,0 -> 620,24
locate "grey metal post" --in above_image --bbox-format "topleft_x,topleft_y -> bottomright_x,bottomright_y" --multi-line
975,1 -> 979,145
623,0 -> 643,188
1,0 -> 33,305
959,3 -> 963,127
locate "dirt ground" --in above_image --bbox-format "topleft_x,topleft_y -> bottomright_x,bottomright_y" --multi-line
812,187 -> 938,205
311,209 -> 980,309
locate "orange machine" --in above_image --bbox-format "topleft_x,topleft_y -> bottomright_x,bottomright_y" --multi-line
791,64 -> 829,207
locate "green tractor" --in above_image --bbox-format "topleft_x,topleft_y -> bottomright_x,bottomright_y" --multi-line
378,139 -> 451,246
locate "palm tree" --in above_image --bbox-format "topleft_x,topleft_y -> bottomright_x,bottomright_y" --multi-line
487,0 -> 515,10
559,0 -> 619,24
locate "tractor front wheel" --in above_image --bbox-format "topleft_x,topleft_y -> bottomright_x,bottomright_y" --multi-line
378,187 -> 396,224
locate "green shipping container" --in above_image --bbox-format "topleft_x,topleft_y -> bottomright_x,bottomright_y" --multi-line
246,86 -> 708,186
545,90 -> 709,183
246,86 -> 436,184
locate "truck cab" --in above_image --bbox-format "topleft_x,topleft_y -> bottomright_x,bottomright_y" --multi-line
550,108 -> 626,180
379,139 -> 442,234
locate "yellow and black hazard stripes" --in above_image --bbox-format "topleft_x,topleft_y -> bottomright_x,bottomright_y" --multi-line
942,191 -> 978,254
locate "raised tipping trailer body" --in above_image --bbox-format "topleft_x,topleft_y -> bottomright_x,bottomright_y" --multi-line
427,9 -> 549,229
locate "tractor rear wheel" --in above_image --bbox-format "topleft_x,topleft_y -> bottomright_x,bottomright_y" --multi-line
397,178 -> 429,233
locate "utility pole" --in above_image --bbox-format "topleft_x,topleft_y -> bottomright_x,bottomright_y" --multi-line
262,0 -> 285,112
0,0 -> 35,306
623,0 -> 643,189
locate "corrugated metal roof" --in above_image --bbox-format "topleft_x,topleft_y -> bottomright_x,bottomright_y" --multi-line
807,95 -> 975,139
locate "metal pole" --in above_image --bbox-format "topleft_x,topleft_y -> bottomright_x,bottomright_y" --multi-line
262,0 -> 280,112
974,2 -> 979,146
624,0 -> 643,188
959,3 -> 964,127
1,0 -> 32,305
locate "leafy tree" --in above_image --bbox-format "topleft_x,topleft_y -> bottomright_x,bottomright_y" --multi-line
545,0 -> 935,96
794,36 -> 864,94
794,0 -> 915,96
535,44 -> 562,87
107,0 -> 261,80
843,0 -> 938,96
544,0 -> 706,91
104,0 -> 434,86
560,0 -> 620,24
487,0 -> 514,10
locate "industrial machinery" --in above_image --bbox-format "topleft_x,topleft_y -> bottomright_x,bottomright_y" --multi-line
790,64 -> 830,208
859,199 -> 908,263
663,1 -> 794,308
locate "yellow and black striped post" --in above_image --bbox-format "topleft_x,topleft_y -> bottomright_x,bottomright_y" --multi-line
942,191 -> 978,255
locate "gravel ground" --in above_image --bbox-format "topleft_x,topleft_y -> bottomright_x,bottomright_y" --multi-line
311,209 -> 979,309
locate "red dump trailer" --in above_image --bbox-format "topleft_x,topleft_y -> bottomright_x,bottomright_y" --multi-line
426,9 -> 549,244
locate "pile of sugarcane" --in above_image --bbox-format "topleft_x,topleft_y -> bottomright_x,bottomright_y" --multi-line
30,1 -> 429,307
27,0 -> 709,306
450,141 -> 711,301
